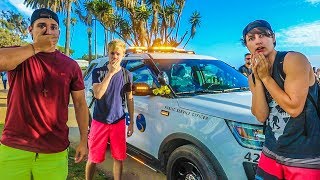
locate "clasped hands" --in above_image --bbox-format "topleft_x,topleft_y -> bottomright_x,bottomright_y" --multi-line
251,52 -> 272,82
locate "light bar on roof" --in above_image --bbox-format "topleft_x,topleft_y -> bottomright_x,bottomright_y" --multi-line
125,46 -> 195,54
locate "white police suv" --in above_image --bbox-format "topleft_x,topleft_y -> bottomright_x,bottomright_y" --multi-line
84,47 -> 264,180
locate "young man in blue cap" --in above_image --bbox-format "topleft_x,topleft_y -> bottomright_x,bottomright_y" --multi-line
243,20 -> 320,179
0,8 -> 88,179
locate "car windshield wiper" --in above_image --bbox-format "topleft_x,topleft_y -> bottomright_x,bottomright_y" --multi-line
176,90 -> 223,95
217,87 -> 250,93
196,89 -> 224,93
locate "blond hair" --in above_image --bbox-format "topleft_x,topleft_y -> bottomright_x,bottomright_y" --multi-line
107,39 -> 126,53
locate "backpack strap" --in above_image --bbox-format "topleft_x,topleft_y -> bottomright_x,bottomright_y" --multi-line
121,67 -> 130,110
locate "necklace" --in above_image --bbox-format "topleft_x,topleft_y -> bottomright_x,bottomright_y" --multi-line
38,52 -> 56,97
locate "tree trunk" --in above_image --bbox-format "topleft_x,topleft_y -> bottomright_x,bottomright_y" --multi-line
64,0 -> 72,56
88,28 -> 92,63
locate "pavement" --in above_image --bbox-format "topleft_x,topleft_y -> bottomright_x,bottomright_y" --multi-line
0,80 -> 166,180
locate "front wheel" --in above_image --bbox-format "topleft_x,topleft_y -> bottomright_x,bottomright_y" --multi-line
166,144 -> 217,180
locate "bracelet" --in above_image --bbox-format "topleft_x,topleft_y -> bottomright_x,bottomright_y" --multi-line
30,43 -> 36,55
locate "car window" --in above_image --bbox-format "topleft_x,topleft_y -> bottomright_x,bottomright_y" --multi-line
154,59 -> 248,95
84,63 -> 98,80
125,60 -> 156,87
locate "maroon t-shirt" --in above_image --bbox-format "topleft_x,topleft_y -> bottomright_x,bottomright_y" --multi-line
1,50 -> 84,153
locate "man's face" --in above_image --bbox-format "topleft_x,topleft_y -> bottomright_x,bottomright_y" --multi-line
245,55 -> 251,65
245,28 -> 275,57
108,47 -> 124,67
28,18 -> 60,39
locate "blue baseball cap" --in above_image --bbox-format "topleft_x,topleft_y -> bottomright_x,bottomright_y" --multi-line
30,8 -> 59,25
242,20 -> 273,39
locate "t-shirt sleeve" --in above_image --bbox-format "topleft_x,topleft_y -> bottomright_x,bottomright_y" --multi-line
71,65 -> 85,91
92,68 -> 100,84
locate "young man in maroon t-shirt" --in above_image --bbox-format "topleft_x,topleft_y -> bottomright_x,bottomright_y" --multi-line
0,8 -> 88,179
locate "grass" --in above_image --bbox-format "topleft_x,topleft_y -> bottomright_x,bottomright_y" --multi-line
0,124 -> 109,180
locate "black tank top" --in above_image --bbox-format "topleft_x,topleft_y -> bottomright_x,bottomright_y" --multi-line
263,51 -> 320,168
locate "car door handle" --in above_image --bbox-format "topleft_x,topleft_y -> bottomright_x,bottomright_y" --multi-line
160,110 -> 169,116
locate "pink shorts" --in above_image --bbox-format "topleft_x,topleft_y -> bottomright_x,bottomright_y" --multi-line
88,119 -> 127,163
256,152 -> 320,180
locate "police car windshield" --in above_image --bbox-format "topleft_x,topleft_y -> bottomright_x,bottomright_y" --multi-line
154,59 -> 249,95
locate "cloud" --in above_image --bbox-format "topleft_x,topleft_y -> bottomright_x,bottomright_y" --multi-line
8,0 -> 33,16
278,21 -> 320,47
305,0 -> 320,4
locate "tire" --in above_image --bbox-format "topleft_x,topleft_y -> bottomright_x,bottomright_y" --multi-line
166,144 -> 218,180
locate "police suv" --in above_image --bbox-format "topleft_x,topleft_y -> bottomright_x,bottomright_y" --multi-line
83,47 -> 264,180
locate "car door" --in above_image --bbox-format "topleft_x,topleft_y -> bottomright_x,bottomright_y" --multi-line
124,59 -> 178,158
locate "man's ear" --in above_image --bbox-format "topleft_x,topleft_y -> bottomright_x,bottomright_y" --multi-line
28,26 -> 34,40
28,26 -> 32,34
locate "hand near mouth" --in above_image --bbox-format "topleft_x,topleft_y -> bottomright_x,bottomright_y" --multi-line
107,59 -> 121,75
255,52 -> 271,81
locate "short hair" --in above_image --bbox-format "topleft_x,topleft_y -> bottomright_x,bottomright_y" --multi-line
107,39 -> 126,53
241,27 -> 276,47
108,39 -> 126,53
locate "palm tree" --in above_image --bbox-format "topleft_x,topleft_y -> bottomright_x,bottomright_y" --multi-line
64,0 -> 73,56
85,0 -> 200,48
24,0 -> 65,12
183,11 -> 200,48
0,11 -> 29,39
174,0 -> 185,39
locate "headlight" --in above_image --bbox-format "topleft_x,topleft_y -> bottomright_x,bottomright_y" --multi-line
225,120 -> 265,150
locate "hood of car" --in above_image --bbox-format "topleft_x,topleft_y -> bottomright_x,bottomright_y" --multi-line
177,91 -> 261,125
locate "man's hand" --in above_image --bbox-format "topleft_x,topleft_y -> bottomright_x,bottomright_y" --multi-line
74,141 -> 88,163
33,27 -> 58,53
250,54 -> 261,82
127,123 -> 134,137
107,60 -> 121,75
255,53 -> 271,81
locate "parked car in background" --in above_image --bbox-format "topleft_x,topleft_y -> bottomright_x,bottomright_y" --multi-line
84,47 -> 264,180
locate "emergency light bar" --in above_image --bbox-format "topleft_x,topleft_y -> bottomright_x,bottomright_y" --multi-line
126,46 -> 195,54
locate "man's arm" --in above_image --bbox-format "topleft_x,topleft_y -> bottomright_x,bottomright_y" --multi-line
248,74 -> 269,122
0,27 -> 56,71
71,89 -> 88,163
92,71 -> 114,99
260,52 -> 311,117
0,44 -> 36,71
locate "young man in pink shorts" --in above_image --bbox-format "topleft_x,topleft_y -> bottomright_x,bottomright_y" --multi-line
243,20 -> 320,179
85,39 -> 134,180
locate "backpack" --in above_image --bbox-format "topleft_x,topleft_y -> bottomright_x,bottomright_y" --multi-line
276,51 -> 320,118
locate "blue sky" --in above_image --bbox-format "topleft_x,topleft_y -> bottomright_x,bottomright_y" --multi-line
1,0 -> 320,68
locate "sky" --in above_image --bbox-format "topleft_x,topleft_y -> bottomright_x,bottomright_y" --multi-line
1,0 -> 320,68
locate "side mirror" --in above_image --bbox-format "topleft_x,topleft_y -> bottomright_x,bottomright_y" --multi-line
133,83 -> 152,96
